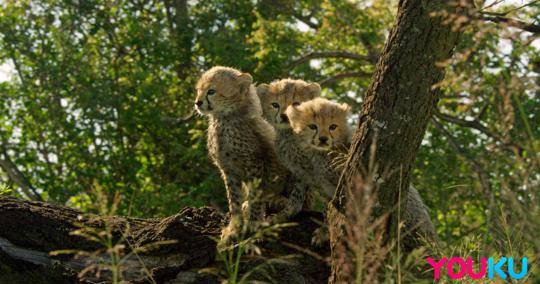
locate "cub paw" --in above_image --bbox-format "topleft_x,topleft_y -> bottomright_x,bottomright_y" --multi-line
218,216 -> 243,250
266,212 -> 288,225
311,226 -> 330,247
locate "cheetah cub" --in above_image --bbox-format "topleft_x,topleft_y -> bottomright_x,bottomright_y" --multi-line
287,98 -> 436,244
257,79 -> 321,209
195,66 -> 292,247
285,97 -> 352,199
257,79 -> 321,129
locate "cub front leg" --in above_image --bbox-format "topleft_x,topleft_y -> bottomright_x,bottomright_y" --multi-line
242,198 -> 265,234
268,179 -> 307,224
219,175 -> 244,248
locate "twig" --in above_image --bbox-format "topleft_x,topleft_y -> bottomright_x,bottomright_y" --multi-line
319,71 -> 372,87
0,146 -> 42,201
482,15 -> 540,34
431,118 -> 495,240
434,110 -> 523,154
290,51 -> 371,69
359,34 -> 380,64
280,241 -> 329,263
161,108 -> 196,126
432,118 -> 492,192
480,0 -> 539,16
479,0 -> 506,12
475,103 -> 490,120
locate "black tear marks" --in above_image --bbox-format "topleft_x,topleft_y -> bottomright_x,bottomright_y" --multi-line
205,95 -> 213,110
273,107 -> 280,124
311,128 -> 318,144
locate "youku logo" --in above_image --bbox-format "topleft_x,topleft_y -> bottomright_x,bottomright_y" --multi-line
426,257 -> 528,280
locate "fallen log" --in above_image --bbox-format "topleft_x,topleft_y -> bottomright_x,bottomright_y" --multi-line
0,197 -> 329,283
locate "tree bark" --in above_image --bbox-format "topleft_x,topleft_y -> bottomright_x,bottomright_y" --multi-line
327,0 -> 468,282
0,197 -> 329,283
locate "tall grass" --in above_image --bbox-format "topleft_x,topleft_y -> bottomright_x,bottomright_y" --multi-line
214,179 -> 298,283
0,183 -> 12,196
50,184 -> 166,283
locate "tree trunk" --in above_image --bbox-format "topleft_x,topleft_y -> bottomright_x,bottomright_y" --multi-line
0,197 -> 329,283
164,0 -> 193,80
0,147 -> 42,201
327,0 -> 469,282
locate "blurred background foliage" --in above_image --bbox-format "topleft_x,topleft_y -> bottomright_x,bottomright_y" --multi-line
0,0 -> 538,255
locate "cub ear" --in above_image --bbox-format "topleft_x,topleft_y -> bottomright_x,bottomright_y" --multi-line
238,72 -> 253,85
237,72 -> 253,94
340,103 -> 351,113
256,83 -> 270,96
285,104 -> 300,120
304,82 -> 321,98
237,73 -> 253,94
285,105 -> 303,131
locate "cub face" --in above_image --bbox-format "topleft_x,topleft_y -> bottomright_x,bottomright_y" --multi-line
286,98 -> 351,149
257,79 -> 320,128
195,66 -> 253,115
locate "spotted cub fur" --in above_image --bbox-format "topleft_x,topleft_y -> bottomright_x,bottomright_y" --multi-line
195,66 -> 296,246
287,98 -> 436,243
285,97 -> 352,198
257,79 -> 321,129
257,79 -> 321,208
287,98 -> 351,150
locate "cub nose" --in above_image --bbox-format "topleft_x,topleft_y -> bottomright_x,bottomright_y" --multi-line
280,113 -> 289,123
319,136 -> 328,143
195,101 -> 203,107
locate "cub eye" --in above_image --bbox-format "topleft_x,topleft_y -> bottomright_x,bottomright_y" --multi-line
292,102 -> 300,106
308,124 -> 317,130
271,102 -> 280,109
207,89 -> 216,95
329,124 -> 338,131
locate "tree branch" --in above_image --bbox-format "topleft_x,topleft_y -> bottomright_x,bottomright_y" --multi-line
319,71 -> 372,87
480,0 -> 539,16
358,34 -> 380,64
161,108 -> 196,126
163,0 -> 176,36
163,0 -> 193,80
434,110 -> 524,154
0,147 -> 42,201
290,51 -> 372,69
264,2 -> 321,30
431,118 -> 496,238
0,197 -> 329,283
327,0 -> 469,281
482,15 -> 540,34
431,119 -> 492,193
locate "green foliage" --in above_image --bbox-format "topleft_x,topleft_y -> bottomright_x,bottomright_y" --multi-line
0,0 -> 388,216
0,0 -> 223,216
0,183 -> 12,196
